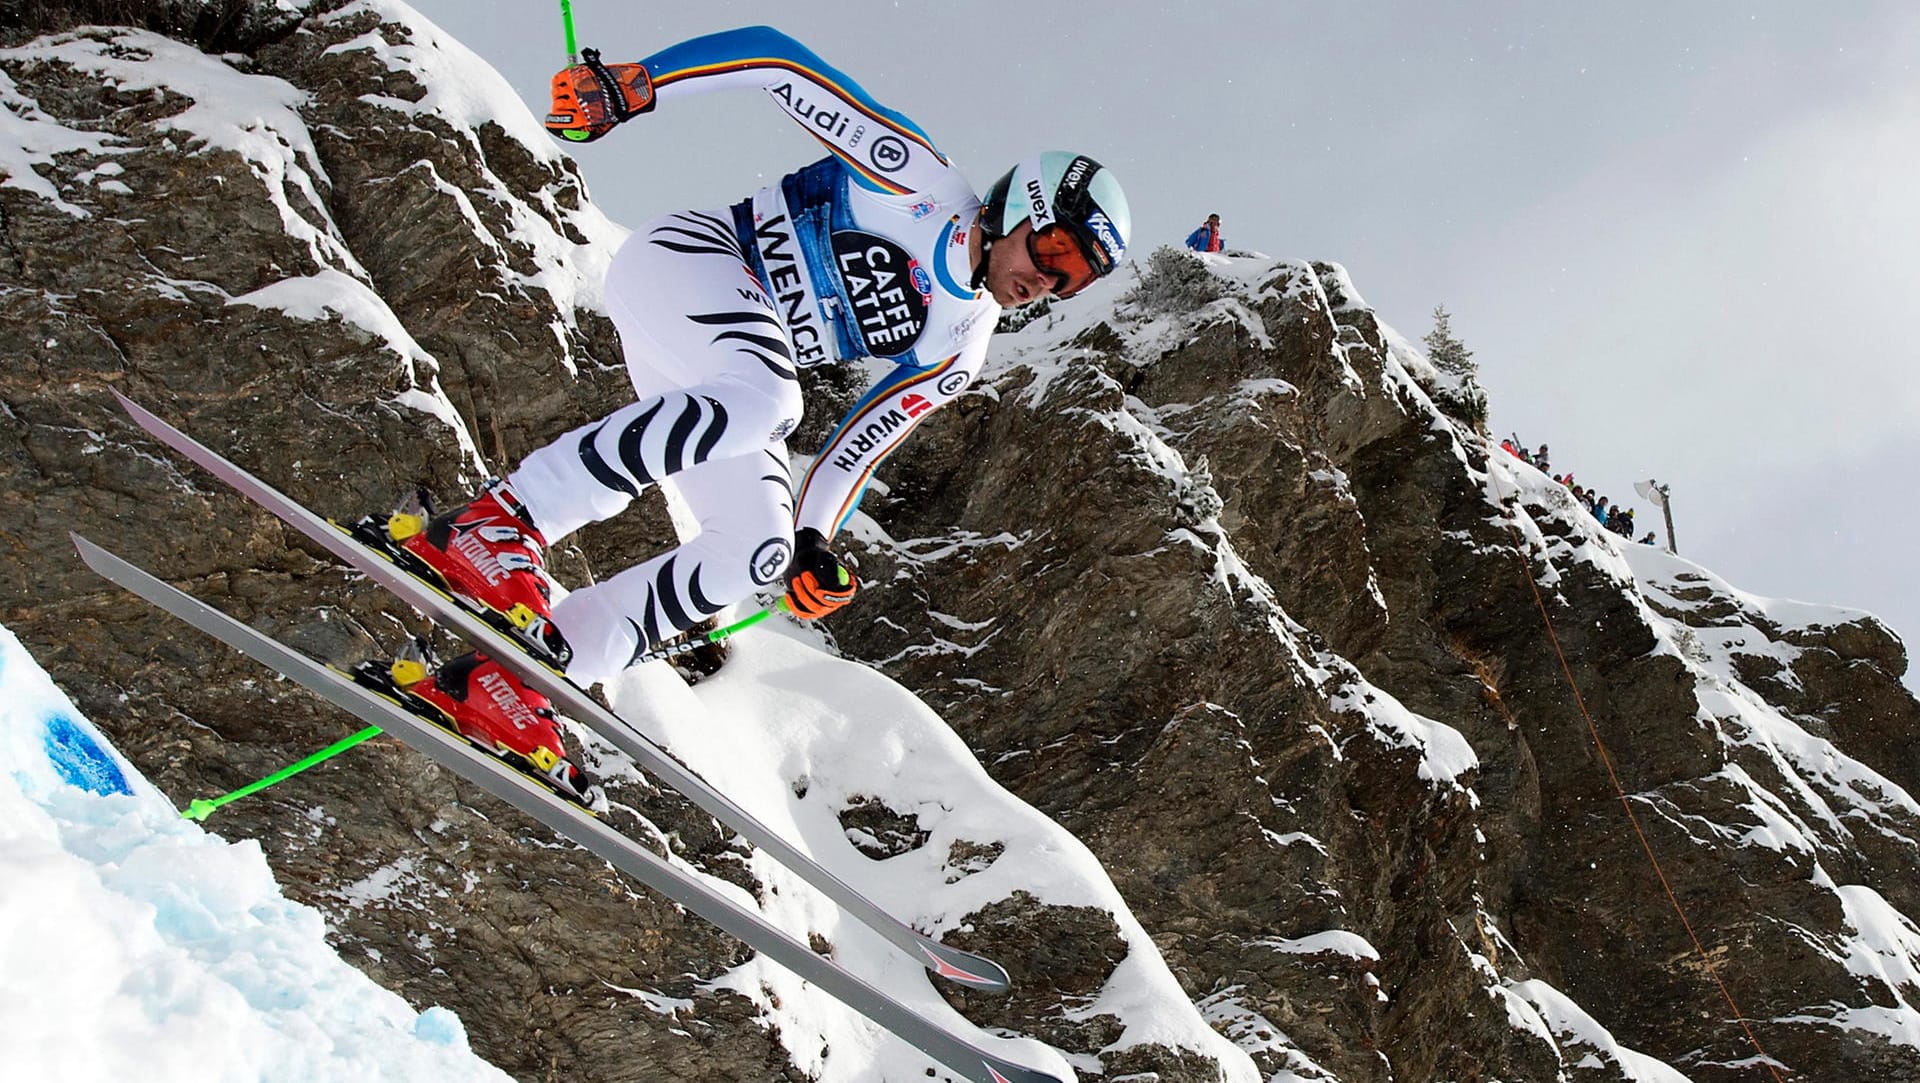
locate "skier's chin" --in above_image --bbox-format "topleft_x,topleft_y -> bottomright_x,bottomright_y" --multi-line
993,281 -> 1034,308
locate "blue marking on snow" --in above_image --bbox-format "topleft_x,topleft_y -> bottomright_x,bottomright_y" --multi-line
42,714 -> 132,796
414,1006 -> 470,1047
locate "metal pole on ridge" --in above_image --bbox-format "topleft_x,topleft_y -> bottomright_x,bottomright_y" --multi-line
1634,478 -> 1678,554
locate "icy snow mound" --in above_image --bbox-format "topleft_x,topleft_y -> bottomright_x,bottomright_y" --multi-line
607,625 -> 1261,1082
0,624 -> 510,1083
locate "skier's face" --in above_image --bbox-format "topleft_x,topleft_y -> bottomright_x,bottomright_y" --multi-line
983,220 -> 1062,308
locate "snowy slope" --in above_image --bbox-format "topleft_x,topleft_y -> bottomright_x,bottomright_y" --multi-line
599,623 -> 1256,1081
0,606 -> 1252,1083
0,625 -> 512,1083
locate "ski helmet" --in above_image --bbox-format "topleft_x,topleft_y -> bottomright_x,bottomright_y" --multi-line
975,151 -> 1131,299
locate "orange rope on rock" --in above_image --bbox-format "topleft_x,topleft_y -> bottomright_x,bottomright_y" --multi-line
1492,462 -> 1791,1083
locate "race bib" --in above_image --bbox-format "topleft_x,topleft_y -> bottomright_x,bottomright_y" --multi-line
831,230 -> 930,358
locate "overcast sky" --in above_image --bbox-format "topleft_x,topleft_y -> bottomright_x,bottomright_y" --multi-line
402,1 -> 1920,689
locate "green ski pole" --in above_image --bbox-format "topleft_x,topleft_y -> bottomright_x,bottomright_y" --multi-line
560,0 -> 579,65
181,725 -> 382,821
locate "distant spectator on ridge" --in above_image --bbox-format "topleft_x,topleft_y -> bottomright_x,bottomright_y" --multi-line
1185,213 -> 1225,253
1534,444 -> 1551,473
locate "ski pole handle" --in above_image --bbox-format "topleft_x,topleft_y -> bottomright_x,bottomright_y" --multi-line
630,601 -> 788,667
560,0 -> 579,65
181,724 -> 383,820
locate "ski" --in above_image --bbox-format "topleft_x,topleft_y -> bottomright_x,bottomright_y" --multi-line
71,534 -> 1064,1083
110,391 -> 1011,994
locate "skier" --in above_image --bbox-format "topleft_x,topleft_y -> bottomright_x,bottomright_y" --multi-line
366,26 -> 1132,772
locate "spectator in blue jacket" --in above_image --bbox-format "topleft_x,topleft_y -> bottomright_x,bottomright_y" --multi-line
1185,213 -> 1225,253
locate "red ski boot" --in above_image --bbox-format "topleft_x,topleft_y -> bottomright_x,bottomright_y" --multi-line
379,480 -> 571,667
374,650 -> 603,811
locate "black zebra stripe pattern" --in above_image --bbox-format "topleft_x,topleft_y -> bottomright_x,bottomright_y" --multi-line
686,308 -> 796,382
575,393 -> 731,497
625,553 -> 727,665
647,210 -> 749,260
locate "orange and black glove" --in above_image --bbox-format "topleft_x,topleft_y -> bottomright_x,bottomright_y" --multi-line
546,48 -> 653,143
783,528 -> 857,620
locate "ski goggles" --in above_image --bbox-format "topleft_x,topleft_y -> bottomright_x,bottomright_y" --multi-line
1028,222 -> 1112,299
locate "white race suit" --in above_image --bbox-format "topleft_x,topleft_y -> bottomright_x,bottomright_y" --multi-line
507,26 -> 1002,686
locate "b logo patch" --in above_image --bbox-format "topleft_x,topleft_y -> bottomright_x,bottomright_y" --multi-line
749,538 -> 793,586
869,135 -> 910,174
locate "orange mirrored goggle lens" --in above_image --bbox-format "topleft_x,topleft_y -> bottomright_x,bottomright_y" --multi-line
1028,223 -> 1102,299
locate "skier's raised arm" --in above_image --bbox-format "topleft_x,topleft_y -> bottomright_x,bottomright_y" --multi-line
551,25 -> 955,195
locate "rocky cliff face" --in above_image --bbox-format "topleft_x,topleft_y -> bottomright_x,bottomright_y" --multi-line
6,5 -> 1920,1082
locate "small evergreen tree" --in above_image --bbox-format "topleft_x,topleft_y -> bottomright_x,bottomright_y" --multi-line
1422,304 -> 1488,433
1424,305 -> 1475,377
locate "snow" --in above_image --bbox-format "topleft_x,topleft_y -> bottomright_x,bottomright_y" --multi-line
230,268 -> 432,365
1196,986 -> 1338,1081
1255,930 -> 1382,961
601,625 -> 1260,1081
0,28 -> 343,265
1625,541 -> 1892,638
0,624 -> 512,1083
0,68 -> 120,216
1507,980 -> 1695,1083
312,1 -> 627,330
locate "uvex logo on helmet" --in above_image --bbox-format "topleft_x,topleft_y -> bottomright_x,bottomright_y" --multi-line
1061,155 -> 1095,195
1024,177 -> 1055,228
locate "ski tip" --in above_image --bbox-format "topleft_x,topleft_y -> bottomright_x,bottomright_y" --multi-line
921,942 -> 1013,993
109,386 -> 142,419
110,388 -> 171,439
70,531 -> 107,570
72,532 -> 131,583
